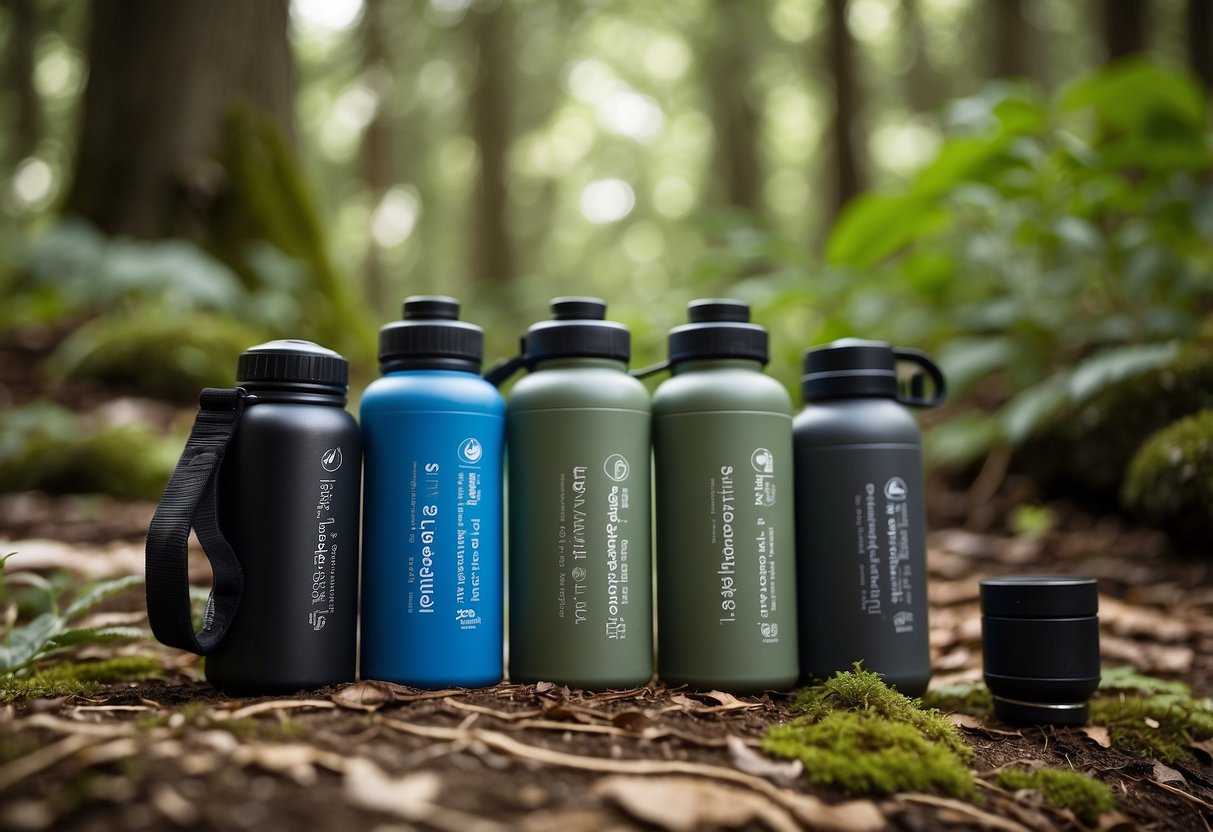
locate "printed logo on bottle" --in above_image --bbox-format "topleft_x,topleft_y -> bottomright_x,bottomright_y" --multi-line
751,448 -> 774,474
751,448 -> 777,506
458,437 -> 483,464
893,611 -> 914,634
604,453 -> 630,482
884,477 -> 908,501
309,611 -> 327,631
321,447 -> 343,472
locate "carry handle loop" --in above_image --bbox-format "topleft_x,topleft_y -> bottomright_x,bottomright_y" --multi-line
893,348 -> 947,408
145,387 -> 248,655
629,360 -> 670,379
484,336 -> 531,387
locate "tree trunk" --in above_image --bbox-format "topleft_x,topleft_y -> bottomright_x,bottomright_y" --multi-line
65,0 -> 295,240
825,0 -> 863,220
361,0 -> 394,311
1101,0 -> 1148,62
991,0 -> 1031,79
468,2 -> 514,284
901,0 -> 941,112
2,0 -> 39,164
1189,0 -> 1213,94
706,0 -> 761,213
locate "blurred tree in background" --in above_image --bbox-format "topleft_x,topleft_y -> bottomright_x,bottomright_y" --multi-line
0,0 -> 1211,535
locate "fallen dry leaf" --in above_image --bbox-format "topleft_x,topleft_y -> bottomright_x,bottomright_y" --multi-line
1152,761 -> 1185,785
331,680 -> 396,711
611,710 -> 653,733
1081,725 -> 1112,748
343,757 -> 442,820
594,775 -> 799,832
1189,738 -> 1213,764
947,713 -> 1021,738
1099,596 -> 1189,642
726,736 -> 803,786
1101,634 -> 1194,675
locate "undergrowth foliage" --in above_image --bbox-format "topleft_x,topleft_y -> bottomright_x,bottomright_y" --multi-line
0,553 -> 151,697
762,666 -> 977,799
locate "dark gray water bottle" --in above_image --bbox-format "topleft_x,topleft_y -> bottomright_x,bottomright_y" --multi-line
147,339 -> 361,696
793,338 -> 945,697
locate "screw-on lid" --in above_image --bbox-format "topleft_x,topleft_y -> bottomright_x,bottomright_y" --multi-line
237,339 -> 348,392
980,576 -> 1099,618
525,296 -> 630,362
668,298 -> 768,365
801,338 -> 947,406
378,295 -> 484,373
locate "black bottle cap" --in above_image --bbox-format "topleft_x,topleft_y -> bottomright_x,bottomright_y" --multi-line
237,339 -> 348,392
525,296 -> 630,362
981,575 -> 1101,726
980,575 -> 1099,618
378,295 -> 484,373
801,338 -> 947,406
667,298 -> 768,365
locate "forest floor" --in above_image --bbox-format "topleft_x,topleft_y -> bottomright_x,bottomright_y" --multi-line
2,482 -> 1213,831
1,319 -> 1213,831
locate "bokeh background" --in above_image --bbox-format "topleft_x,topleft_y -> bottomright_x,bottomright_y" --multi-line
2,0 -> 1212,544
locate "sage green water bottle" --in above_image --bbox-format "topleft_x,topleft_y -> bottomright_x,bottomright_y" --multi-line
487,298 -> 653,688
650,300 -> 799,692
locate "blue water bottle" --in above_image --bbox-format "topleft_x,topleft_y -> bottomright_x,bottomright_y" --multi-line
360,296 -> 505,688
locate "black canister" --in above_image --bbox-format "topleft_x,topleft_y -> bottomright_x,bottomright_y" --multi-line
980,576 -> 1100,725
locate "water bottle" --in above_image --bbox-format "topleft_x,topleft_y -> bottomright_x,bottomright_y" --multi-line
360,296 -> 504,688
146,340 -> 362,695
488,297 -> 652,688
649,299 -> 799,692
793,338 -> 946,697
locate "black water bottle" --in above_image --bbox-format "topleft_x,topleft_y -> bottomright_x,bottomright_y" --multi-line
147,340 -> 361,695
793,339 -> 946,697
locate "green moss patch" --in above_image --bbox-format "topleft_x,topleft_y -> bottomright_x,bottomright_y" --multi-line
923,681 -> 994,716
762,667 -> 976,799
995,767 -> 1115,822
1090,693 -> 1213,764
1122,410 -> 1213,545
0,657 -> 161,703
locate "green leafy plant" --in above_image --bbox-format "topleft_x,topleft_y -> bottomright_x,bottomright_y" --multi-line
1,553 -> 145,678
802,61 -> 1213,470
762,666 -> 977,799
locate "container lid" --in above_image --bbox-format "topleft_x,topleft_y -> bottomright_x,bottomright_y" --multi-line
980,575 -> 1099,618
668,299 -> 768,365
525,297 -> 630,363
236,339 -> 348,392
801,338 -> 946,407
378,295 -> 483,373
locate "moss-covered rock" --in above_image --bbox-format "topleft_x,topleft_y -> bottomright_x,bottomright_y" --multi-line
0,402 -> 178,500
1016,341 -> 1213,500
762,667 -> 977,799
1121,411 -> 1213,546
48,311 -> 265,402
994,767 -> 1115,822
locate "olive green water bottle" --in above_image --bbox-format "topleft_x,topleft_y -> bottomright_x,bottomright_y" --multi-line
647,300 -> 799,692
487,298 -> 653,688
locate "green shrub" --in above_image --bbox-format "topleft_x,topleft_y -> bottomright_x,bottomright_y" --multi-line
48,311 -> 265,402
0,402 -> 178,500
1121,411 -> 1213,545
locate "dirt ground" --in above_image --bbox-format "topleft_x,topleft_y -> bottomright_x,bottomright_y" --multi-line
2,482 -> 1213,831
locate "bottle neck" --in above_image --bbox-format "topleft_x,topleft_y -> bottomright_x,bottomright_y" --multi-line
241,383 -> 347,406
670,358 -> 764,375
531,357 -> 629,372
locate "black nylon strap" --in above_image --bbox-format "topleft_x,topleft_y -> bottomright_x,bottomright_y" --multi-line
145,388 -> 247,655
